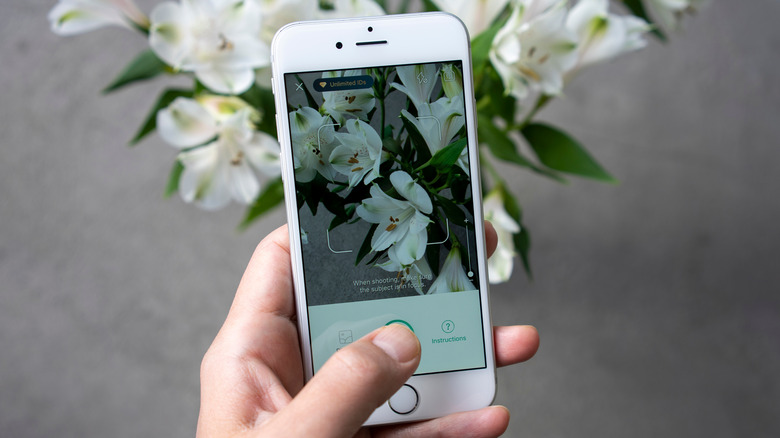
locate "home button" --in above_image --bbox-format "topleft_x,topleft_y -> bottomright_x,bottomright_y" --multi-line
388,384 -> 419,415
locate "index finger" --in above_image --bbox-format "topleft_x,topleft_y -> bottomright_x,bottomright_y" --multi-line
229,224 -> 296,324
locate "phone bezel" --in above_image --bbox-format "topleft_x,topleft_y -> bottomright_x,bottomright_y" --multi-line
271,12 -> 497,425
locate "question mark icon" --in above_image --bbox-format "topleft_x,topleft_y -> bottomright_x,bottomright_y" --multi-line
441,320 -> 454,333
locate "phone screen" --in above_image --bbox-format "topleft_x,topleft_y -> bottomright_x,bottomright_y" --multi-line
284,61 -> 486,375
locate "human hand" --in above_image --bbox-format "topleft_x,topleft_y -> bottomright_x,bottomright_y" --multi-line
197,224 -> 539,437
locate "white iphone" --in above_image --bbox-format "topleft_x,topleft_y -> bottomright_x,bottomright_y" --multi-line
270,12 -> 496,425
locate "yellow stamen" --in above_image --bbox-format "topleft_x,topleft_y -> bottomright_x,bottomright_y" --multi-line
518,66 -> 541,82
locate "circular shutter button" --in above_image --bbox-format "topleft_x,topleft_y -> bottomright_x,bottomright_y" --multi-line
388,384 -> 419,415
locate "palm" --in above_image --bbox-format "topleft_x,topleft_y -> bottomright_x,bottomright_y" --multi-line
198,225 -> 539,437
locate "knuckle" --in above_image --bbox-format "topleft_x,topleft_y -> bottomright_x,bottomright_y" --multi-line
200,346 -> 225,379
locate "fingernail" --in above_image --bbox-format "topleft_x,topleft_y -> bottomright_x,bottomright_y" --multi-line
372,324 -> 420,364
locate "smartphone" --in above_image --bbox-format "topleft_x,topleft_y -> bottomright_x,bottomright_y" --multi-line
271,12 -> 495,425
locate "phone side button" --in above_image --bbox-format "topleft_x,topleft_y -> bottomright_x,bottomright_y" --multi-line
388,384 -> 418,415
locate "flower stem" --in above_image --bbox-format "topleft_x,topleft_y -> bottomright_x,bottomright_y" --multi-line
517,94 -> 552,130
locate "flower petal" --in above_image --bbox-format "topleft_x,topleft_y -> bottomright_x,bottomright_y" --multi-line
390,171 -> 433,214
157,97 -> 219,148
49,0 -> 131,35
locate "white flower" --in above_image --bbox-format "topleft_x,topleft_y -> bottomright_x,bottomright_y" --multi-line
376,256 -> 433,295
330,119 -> 385,188
483,189 -> 520,283
391,64 -> 439,112
49,0 -> 149,35
157,96 -> 280,209
566,0 -> 649,73
648,0 -> 709,30
257,0 -> 318,45
489,0 -> 577,99
317,0 -> 386,19
427,245 -> 476,294
431,0 -> 510,37
356,171 -> 433,265
400,95 -> 469,174
148,0 -> 268,94
289,107 -> 338,182
321,70 -> 376,125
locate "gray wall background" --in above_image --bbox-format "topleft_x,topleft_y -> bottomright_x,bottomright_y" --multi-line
2,1 -> 778,437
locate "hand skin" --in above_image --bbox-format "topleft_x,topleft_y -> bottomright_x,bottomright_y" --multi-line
198,223 -> 540,438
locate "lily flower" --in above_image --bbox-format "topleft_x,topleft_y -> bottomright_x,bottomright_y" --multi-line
431,0 -> 510,37
148,0 -> 268,94
321,70 -> 377,125
483,189 -> 521,283
400,95 -> 469,174
256,0 -> 318,45
356,171 -> 433,265
391,64 -> 439,112
566,0 -> 649,74
157,96 -> 280,210
289,107 -> 338,182
489,0 -> 578,99
330,119 -> 385,188
49,0 -> 149,35
427,245 -> 476,294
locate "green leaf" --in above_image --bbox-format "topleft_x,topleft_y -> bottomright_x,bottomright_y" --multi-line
355,224 -> 378,266
479,116 -> 566,183
239,84 -> 277,137
471,10 -> 509,78
420,0 -> 439,12
400,111 -> 432,164
430,138 -> 467,171
329,204 -> 356,231
129,88 -> 193,146
497,185 -> 532,278
478,116 -> 532,167
436,196 -> 467,227
164,159 -> 184,198
481,66 -> 517,125
321,190 -> 347,220
103,49 -> 169,94
522,123 -> 617,183
622,0 -> 667,42
239,177 -> 285,230
515,227 -> 532,278
382,136 -> 401,155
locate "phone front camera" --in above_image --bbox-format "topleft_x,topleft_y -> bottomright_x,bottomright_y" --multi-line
367,26 -> 373,32
336,42 -> 343,49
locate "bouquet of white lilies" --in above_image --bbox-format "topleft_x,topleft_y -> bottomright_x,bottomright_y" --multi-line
49,0 -> 707,283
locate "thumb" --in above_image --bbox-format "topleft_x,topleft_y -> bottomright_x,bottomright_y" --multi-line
261,323 -> 421,437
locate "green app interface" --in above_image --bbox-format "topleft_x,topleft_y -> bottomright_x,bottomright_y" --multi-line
284,61 -> 487,374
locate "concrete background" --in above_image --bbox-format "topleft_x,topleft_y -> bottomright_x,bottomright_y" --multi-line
2,1 -> 779,437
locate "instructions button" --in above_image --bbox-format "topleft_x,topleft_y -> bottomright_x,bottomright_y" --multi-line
313,75 -> 374,92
